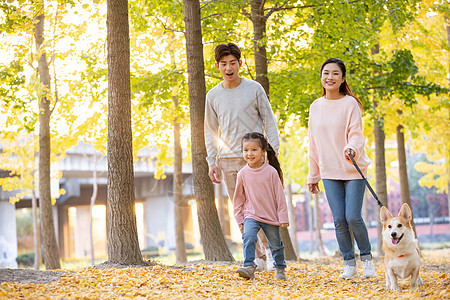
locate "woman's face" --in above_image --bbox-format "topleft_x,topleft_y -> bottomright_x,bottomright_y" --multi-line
321,63 -> 345,94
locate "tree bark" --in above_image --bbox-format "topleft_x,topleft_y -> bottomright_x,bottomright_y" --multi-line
280,226 -> 297,260
173,96 -> 187,264
286,183 -> 298,255
446,16 -> 450,223
396,120 -> 417,236
374,115 -> 388,256
251,0 -> 269,96
34,1 -> 60,270
183,0 -> 234,261
89,154 -> 98,266
314,194 -> 325,256
307,192 -> 314,254
106,0 -> 143,265
31,189 -> 42,270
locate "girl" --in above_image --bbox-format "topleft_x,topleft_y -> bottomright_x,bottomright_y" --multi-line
307,58 -> 376,279
233,132 -> 289,280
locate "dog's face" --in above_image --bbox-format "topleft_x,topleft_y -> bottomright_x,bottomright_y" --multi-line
380,203 -> 414,248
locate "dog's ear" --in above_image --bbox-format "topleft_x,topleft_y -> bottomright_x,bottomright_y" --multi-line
380,206 -> 392,224
399,203 -> 412,221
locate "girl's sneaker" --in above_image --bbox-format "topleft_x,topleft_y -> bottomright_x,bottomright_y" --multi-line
236,265 -> 257,279
339,265 -> 357,279
275,268 -> 287,280
362,260 -> 376,277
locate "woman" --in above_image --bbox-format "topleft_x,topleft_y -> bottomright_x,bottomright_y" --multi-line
307,58 -> 376,279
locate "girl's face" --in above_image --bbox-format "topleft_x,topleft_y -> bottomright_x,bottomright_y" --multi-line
242,139 -> 265,168
321,63 -> 345,94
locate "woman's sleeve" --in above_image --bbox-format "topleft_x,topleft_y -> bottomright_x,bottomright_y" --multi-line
233,172 -> 246,225
344,103 -> 365,159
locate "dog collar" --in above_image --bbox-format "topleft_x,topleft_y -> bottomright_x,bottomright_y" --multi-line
398,253 -> 411,258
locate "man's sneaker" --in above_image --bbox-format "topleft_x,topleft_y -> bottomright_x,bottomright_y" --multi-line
339,265 -> 357,279
236,265 -> 257,279
362,260 -> 376,278
255,257 -> 267,272
275,268 -> 287,280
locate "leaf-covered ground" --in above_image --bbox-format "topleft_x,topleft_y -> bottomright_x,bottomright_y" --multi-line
1,251 -> 449,299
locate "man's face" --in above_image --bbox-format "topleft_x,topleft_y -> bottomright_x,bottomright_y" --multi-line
215,54 -> 242,83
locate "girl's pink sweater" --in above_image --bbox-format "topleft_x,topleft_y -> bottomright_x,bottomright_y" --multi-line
233,163 -> 289,226
307,95 -> 371,184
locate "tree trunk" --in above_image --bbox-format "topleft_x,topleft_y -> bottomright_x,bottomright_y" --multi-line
169,32 -> 187,264
31,189 -> 42,270
396,120 -> 417,236
250,0 -> 269,96
250,2 -> 297,256
89,155 -> 98,266
280,227 -> 297,260
183,0 -> 234,261
34,1 -> 60,270
173,97 -> 187,264
374,115 -> 388,256
286,183 -> 299,255
446,16 -> 450,223
106,0 -> 143,265
314,194 -> 325,256
307,192 -> 314,254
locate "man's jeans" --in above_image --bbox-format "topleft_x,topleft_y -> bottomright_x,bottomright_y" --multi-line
322,179 -> 372,266
242,218 -> 286,268
218,157 -> 269,259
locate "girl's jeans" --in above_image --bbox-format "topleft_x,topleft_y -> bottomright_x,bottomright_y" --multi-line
322,179 -> 372,266
242,218 -> 286,268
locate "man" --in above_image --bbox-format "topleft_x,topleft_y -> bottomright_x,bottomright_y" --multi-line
204,43 -> 280,271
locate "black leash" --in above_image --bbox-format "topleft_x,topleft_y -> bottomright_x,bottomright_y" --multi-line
349,153 -> 384,208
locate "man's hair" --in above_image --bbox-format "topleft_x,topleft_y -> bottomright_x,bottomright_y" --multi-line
214,43 -> 241,62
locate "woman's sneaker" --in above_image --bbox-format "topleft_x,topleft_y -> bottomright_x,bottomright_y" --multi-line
236,265 -> 257,279
339,265 -> 357,279
362,260 -> 376,277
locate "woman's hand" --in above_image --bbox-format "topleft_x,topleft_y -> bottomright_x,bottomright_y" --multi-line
280,223 -> 289,228
308,183 -> 320,194
344,148 -> 356,162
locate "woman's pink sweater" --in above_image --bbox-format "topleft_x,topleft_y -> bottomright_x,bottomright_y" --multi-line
307,95 -> 371,184
233,163 -> 289,226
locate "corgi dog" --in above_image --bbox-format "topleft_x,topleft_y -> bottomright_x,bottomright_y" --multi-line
380,203 -> 423,290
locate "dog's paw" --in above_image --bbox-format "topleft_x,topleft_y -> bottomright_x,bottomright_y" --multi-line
390,284 -> 400,291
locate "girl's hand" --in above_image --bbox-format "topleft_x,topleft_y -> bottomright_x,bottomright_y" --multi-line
239,224 -> 244,232
308,183 -> 320,194
280,223 -> 289,228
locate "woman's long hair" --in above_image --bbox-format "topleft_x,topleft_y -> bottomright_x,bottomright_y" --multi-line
241,132 -> 284,187
320,58 -> 363,111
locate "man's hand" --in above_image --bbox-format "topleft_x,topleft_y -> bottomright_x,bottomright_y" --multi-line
280,223 -> 289,228
208,164 -> 221,184
308,183 -> 320,194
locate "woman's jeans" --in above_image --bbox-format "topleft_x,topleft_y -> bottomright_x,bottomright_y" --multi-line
322,179 -> 372,266
242,218 -> 286,269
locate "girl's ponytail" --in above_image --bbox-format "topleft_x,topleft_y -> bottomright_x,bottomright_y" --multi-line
266,143 -> 284,188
